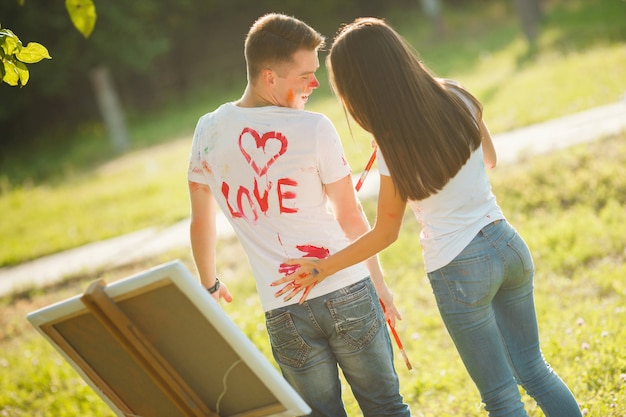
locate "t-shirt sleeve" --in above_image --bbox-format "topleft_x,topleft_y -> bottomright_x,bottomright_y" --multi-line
187,115 -> 208,184
316,115 -> 352,184
377,149 -> 391,177
444,79 -> 480,122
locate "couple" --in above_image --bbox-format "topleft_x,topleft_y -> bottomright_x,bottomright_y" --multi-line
187,13 -> 582,417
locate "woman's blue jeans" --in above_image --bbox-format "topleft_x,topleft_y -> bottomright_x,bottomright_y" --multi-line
265,278 -> 411,417
427,220 -> 582,417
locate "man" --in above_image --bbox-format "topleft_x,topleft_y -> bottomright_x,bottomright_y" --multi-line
187,13 -> 411,417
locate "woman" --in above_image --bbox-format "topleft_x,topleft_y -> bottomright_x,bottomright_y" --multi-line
272,17 -> 582,417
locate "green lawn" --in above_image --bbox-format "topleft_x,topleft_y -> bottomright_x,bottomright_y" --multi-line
1,132 -> 624,416
1,0 -> 625,267
1,1 -> 625,415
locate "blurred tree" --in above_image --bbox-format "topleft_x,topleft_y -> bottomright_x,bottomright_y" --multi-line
513,0 -> 543,44
0,0 -> 406,155
1,0 -> 135,153
0,0 -> 175,151
419,0 -> 446,38
90,66 -> 127,153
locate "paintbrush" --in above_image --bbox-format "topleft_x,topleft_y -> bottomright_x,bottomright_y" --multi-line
380,299 -> 413,370
355,147 -> 377,192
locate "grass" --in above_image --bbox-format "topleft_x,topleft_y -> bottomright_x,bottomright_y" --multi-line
0,138 -> 192,266
1,0 -> 626,411
1,1 -> 624,411
1,132 -> 625,416
1,0 -> 625,267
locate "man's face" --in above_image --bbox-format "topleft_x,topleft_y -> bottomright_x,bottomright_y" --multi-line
271,49 -> 320,110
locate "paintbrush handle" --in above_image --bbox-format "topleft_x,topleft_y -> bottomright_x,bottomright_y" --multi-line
399,349 -> 413,370
355,148 -> 377,192
379,299 -> 413,370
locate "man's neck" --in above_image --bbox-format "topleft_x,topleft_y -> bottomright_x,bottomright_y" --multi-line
236,86 -> 276,108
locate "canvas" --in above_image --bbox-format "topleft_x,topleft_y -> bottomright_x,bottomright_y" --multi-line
27,260 -> 311,417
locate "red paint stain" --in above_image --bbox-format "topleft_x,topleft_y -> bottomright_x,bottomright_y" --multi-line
188,181 -> 205,192
238,128 -> 287,176
296,244 -> 330,259
277,178 -> 297,214
278,244 -> 330,276
222,177 -> 298,220
279,264 -> 299,276
277,233 -> 287,255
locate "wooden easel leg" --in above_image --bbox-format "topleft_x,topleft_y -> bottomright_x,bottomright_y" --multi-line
81,279 -> 218,417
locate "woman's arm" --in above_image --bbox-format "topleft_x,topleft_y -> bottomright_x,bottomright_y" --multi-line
322,174 -> 402,324
272,174 -> 406,303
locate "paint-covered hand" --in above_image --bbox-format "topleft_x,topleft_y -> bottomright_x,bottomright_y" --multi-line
272,258 -> 327,304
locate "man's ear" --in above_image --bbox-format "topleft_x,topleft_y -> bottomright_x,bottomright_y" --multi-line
261,68 -> 275,87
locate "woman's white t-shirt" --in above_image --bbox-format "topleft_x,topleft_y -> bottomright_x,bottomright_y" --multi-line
188,103 -> 368,311
377,87 -> 505,273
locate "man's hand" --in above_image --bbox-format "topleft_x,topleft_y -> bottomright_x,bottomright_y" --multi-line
209,281 -> 233,304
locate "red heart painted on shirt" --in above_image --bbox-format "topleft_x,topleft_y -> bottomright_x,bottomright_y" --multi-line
238,127 -> 288,176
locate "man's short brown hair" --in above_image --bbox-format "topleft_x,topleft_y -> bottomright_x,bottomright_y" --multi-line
244,13 -> 325,82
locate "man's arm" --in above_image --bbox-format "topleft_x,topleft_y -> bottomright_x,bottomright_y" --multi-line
188,180 -> 232,303
324,174 -> 402,325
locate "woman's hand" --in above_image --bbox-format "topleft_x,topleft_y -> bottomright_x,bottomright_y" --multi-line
271,258 -> 327,304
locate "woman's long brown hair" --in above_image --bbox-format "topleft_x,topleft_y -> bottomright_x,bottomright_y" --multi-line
328,17 -> 483,201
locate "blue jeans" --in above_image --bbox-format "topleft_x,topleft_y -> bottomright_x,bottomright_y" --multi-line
265,278 -> 411,417
428,220 -> 581,417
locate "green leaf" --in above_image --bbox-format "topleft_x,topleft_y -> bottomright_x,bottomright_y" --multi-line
15,60 -> 29,86
2,59 -> 19,86
65,0 -> 97,38
15,42 -> 51,63
0,29 -> 22,56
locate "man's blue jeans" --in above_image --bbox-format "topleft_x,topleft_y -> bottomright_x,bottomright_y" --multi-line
427,220 -> 582,417
265,278 -> 411,417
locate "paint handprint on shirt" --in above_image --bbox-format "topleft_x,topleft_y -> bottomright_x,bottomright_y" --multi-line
279,244 -> 330,276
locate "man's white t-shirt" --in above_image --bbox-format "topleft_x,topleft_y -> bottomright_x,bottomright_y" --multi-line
377,84 -> 505,273
188,103 -> 368,311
